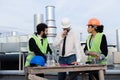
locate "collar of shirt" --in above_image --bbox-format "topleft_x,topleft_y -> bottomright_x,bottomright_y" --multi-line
37,34 -> 42,40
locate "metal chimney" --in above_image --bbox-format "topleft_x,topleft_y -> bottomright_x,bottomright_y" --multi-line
34,14 -> 44,32
11,31 -> 17,36
116,29 -> 120,52
45,6 -> 57,43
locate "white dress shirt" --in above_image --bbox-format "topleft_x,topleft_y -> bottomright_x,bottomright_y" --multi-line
53,30 -> 81,62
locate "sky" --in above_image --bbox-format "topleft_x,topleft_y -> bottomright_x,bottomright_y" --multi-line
0,0 -> 120,45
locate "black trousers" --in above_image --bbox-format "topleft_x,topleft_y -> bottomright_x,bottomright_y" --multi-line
88,71 -> 99,80
85,62 -> 99,80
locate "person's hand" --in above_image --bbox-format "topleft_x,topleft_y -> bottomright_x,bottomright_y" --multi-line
88,51 -> 98,57
88,51 -> 100,60
61,30 -> 67,38
71,61 -> 78,65
95,56 -> 100,60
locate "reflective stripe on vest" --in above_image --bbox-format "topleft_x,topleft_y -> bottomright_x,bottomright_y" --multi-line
86,33 -> 107,64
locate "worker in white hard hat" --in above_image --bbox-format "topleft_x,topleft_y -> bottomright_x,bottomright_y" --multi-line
53,18 -> 82,80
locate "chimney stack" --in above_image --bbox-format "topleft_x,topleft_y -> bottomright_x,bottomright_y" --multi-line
34,14 -> 44,32
45,6 -> 56,43
116,29 -> 120,52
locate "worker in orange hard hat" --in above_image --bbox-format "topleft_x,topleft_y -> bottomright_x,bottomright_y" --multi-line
84,18 -> 108,80
87,18 -> 100,26
86,18 -> 104,33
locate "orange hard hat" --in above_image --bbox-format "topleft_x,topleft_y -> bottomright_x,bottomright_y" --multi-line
87,18 -> 100,26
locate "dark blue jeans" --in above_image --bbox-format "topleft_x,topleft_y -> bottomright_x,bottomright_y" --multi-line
58,54 -> 78,80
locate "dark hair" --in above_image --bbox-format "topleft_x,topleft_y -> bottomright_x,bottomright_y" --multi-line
36,23 -> 48,34
90,25 -> 104,33
95,25 -> 104,33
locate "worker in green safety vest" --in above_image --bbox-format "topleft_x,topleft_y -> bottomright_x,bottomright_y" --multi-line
84,18 -> 108,80
25,23 -> 52,77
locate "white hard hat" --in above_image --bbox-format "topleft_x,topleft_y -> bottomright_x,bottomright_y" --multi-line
61,18 -> 71,28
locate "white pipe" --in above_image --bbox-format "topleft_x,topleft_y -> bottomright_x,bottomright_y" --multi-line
106,70 -> 120,74
116,29 -> 120,52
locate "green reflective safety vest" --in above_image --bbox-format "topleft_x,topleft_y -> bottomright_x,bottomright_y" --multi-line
25,35 -> 48,67
86,33 -> 107,65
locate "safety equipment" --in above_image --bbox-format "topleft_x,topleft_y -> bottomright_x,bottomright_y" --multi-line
61,18 -> 71,28
25,53 -> 34,67
87,18 -> 100,26
25,34 -> 48,67
31,35 -> 48,54
86,33 -> 107,65
30,56 -> 45,66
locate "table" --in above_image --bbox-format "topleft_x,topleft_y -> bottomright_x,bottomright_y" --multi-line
25,64 -> 107,80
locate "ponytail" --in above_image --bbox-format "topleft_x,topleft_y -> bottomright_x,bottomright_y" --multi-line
96,25 -> 104,33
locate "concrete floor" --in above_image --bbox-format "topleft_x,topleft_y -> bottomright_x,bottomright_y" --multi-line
0,73 -> 120,80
